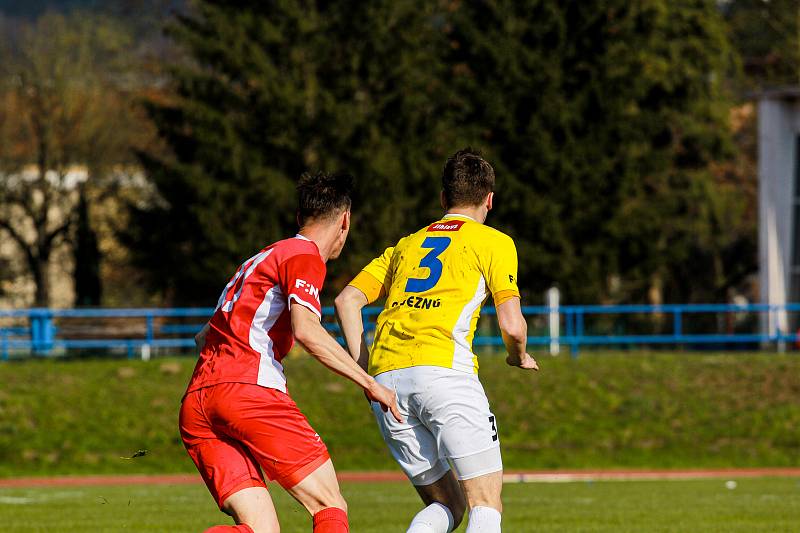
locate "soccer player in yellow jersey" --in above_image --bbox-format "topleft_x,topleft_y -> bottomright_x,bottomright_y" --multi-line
335,149 -> 538,533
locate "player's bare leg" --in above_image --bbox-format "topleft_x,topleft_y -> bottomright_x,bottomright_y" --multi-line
460,471 -> 503,532
286,459 -> 349,532
208,486 -> 280,533
408,470 -> 466,532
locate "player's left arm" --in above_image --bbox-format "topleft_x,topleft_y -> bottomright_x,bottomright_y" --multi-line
480,234 -> 538,371
497,297 -> 538,370
280,253 -> 402,421
291,304 -> 402,422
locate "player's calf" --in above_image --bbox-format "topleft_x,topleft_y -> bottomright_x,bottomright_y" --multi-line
412,470 -> 466,531
459,471 -> 503,512
220,486 -> 280,533
287,460 -> 348,514
286,459 -> 350,532
460,470 -> 503,533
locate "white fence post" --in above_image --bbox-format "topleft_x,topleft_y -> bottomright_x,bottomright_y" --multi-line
547,286 -> 560,356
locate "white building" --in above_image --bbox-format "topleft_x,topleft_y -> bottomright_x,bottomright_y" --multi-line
758,88 -> 800,336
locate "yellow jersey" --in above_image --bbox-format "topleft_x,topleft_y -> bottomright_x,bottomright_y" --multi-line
348,214 -> 519,376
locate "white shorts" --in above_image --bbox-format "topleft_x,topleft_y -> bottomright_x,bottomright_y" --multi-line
372,365 -> 502,486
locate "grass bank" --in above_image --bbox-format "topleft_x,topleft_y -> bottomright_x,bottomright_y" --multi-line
0,351 -> 798,476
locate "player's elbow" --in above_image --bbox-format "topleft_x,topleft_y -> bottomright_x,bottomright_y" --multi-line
333,293 -> 349,314
499,316 -> 527,343
293,327 -> 310,347
291,315 -> 320,349
293,329 -> 325,357
334,286 -> 365,314
293,321 -> 319,349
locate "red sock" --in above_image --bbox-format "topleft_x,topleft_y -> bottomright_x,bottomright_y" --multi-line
313,507 -> 349,533
204,525 -> 254,533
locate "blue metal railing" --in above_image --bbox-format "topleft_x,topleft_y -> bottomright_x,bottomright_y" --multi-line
0,304 -> 797,360
0,308 -> 213,360
475,303 -> 799,355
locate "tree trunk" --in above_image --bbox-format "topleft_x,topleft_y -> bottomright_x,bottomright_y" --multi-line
74,188 -> 102,306
31,256 -> 50,307
648,273 -> 664,331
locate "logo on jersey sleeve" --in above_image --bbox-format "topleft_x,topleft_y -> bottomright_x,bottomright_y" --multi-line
427,220 -> 465,232
295,279 -> 321,302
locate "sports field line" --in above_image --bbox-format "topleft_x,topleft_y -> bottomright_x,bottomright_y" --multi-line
1,468 -> 799,488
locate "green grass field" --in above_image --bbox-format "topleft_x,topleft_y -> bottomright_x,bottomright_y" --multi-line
1,351 -> 799,476
2,351 -> 799,531
1,478 -> 798,532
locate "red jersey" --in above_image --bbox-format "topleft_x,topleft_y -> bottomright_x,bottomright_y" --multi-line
187,235 -> 325,394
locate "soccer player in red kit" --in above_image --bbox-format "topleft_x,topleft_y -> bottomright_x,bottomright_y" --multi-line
180,172 -> 402,533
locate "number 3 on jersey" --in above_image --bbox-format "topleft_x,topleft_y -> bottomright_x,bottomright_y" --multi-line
405,237 -> 451,293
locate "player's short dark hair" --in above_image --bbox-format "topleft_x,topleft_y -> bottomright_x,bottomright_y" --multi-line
297,171 -> 354,225
442,148 -> 495,208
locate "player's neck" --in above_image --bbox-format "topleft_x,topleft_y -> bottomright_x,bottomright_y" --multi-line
297,224 -> 338,262
445,206 -> 487,224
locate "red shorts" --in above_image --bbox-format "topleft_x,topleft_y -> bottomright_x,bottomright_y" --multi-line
179,382 -> 330,508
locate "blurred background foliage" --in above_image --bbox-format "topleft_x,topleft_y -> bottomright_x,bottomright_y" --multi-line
0,0 -> 796,307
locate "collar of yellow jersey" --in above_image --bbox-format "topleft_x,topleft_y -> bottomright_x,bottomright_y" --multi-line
442,213 -> 476,222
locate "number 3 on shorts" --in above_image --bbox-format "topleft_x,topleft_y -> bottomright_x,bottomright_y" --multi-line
405,237 -> 451,293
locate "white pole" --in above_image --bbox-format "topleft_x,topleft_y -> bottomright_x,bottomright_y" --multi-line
547,287 -> 560,356
141,343 -> 151,361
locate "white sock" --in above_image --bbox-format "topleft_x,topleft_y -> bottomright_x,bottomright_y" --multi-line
466,506 -> 501,533
406,502 -> 455,533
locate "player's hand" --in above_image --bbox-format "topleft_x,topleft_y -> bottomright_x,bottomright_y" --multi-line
506,352 -> 539,370
366,381 -> 404,423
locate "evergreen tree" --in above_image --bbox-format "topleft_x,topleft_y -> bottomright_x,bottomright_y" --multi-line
132,0 -> 742,306
443,0 -> 736,303
128,0 -> 449,304
723,0 -> 800,89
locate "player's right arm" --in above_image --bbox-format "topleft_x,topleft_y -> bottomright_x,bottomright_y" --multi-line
334,286 -> 370,372
334,246 -> 394,370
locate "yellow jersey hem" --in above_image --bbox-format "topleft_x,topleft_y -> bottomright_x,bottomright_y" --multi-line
370,361 -> 478,377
